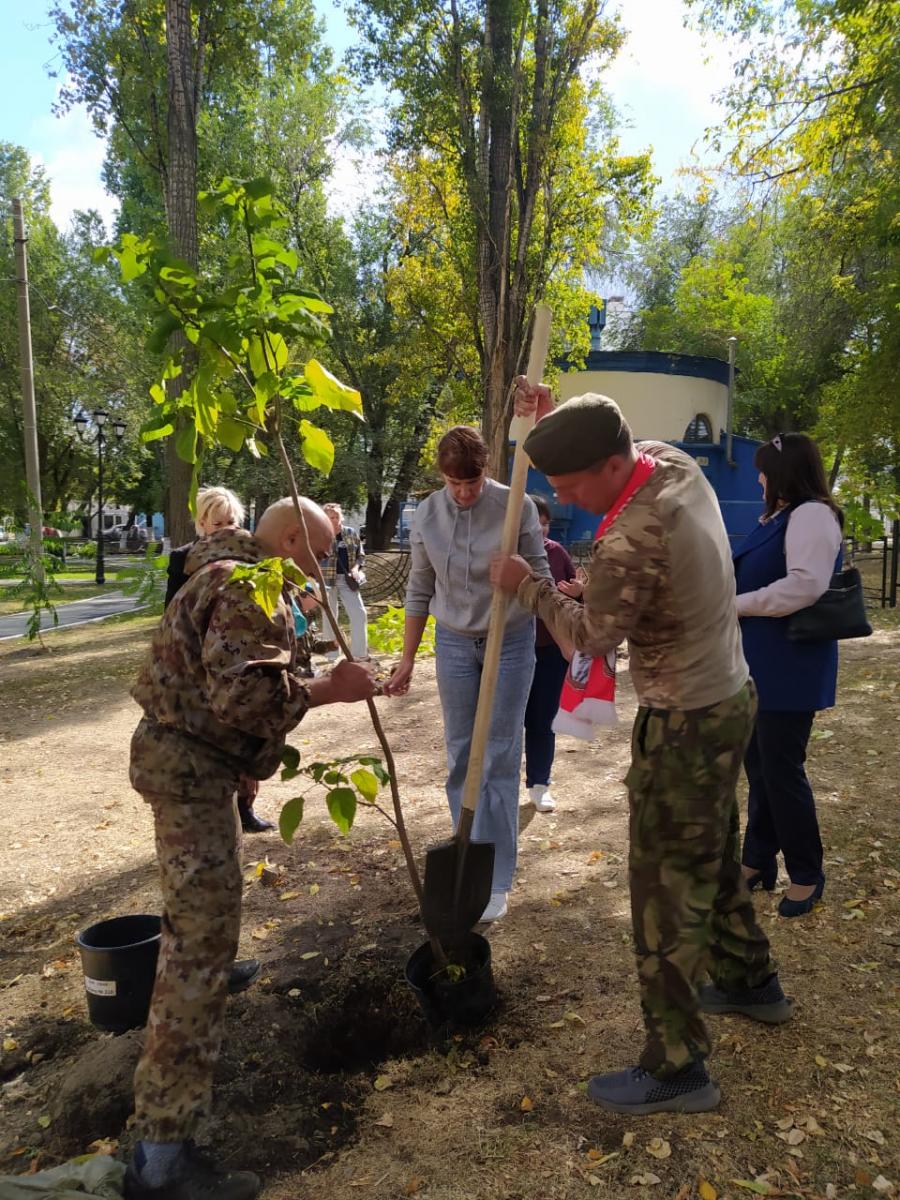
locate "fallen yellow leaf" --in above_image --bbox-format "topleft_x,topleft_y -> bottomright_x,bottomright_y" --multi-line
520,1095 -> 534,1112
373,1074 -> 393,1092
3,1037 -> 18,1052
278,890 -> 302,901
309,883 -> 320,896
698,1179 -> 717,1200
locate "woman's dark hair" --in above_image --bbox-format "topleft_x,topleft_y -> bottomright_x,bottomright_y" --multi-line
531,494 -> 551,522
437,425 -> 488,479
754,433 -> 843,526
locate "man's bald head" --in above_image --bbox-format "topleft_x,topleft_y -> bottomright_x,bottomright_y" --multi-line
256,497 -> 334,572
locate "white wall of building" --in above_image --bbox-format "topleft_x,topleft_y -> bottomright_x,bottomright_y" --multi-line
558,369 -> 728,443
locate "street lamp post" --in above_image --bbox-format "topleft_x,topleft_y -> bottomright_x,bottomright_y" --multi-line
75,410 -> 126,585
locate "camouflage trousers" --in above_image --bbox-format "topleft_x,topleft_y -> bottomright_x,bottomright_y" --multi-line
626,681 -> 775,1077
134,791 -> 243,1142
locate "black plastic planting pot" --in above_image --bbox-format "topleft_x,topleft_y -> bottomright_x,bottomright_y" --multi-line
76,914 -> 161,1033
405,932 -> 497,1029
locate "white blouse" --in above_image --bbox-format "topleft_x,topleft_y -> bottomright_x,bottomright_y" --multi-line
736,502 -> 842,619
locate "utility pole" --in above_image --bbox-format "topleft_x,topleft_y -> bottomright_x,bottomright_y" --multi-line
12,198 -> 44,564
725,335 -> 737,467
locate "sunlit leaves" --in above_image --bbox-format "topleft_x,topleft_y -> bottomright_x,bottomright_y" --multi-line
304,358 -> 363,416
108,177 -> 365,499
298,419 -> 334,474
229,556 -> 306,618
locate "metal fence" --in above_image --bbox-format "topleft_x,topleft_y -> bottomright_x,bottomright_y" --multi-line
848,524 -> 899,609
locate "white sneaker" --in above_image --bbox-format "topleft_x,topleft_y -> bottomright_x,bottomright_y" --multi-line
529,784 -> 556,813
480,892 -> 508,922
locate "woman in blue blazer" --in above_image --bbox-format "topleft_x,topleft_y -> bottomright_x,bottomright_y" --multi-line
733,433 -> 842,917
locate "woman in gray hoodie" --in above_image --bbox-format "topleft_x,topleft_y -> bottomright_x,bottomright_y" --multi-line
385,426 -> 551,921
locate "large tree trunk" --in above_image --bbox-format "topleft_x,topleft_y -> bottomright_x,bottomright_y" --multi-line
163,0 -> 200,547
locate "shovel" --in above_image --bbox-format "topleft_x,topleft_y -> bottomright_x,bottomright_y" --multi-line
421,305 -> 552,953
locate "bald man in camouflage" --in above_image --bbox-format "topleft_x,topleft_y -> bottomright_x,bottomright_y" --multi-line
125,497 -> 377,1200
492,386 -> 792,1117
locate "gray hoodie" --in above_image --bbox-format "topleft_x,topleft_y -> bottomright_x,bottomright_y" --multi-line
405,479 -> 551,636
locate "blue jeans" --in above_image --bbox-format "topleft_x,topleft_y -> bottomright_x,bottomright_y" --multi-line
434,621 -> 536,893
524,643 -> 570,787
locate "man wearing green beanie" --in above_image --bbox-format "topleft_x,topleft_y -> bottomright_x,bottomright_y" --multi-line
492,382 -> 792,1116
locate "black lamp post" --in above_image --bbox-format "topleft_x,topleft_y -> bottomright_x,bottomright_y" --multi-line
75,409 -> 126,585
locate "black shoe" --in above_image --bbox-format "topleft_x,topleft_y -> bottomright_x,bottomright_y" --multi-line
227,959 -> 260,994
744,865 -> 777,892
587,1062 -> 720,1114
778,875 -> 825,918
699,973 -> 794,1024
239,809 -> 275,834
124,1142 -> 260,1200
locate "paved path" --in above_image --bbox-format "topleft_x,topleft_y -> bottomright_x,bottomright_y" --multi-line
0,591 -> 143,641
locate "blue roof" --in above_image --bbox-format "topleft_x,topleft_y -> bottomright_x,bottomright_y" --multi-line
561,349 -> 731,387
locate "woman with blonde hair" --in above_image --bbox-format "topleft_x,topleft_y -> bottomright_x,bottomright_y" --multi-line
164,486 -> 275,834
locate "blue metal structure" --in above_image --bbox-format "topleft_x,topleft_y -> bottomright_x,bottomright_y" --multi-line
524,431 -> 762,550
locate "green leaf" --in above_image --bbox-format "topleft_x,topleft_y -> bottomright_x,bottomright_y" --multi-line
279,796 -> 305,845
326,787 -> 357,835
276,248 -> 299,272
233,563 -> 282,617
141,416 -> 175,444
281,745 -> 301,773
299,420 -> 334,475
147,312 -> 182,355
217,416 -> 245,453
279,291 -> 333,316
305,358 -> 363,416
245,176 -> 275,200
350,768 -> 379,802
149,383 -> 166,406
175,420 -> 198,464
249,335 -> 288,377
195,395 -> 219,438
188,460 -> 201,517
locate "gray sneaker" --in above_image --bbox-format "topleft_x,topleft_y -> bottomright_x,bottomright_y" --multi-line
587,1064 -> 720,1114
698,973 -> 793,1024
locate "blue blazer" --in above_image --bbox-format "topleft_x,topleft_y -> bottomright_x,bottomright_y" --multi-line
733,508 -> 838,712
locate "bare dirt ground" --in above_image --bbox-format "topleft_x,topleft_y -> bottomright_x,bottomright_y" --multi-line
1,611 -> 898,1200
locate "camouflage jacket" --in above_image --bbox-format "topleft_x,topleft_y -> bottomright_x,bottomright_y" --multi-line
518,442 -> 748,711
130,528 -> 309,800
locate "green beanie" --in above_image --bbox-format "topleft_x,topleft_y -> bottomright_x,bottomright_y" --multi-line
523,392 -> 632,474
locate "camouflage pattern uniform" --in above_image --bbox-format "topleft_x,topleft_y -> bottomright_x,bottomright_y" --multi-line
130,528 -> 309,1141
518,443 -> 777,1077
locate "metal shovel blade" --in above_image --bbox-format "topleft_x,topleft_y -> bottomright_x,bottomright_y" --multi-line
421,838 -> 495,950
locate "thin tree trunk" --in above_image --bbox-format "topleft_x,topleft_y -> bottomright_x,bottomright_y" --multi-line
163,0 -> 200,547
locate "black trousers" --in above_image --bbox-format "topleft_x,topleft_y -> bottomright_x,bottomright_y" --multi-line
524,643 -> 570,787
742,710 -> 823,886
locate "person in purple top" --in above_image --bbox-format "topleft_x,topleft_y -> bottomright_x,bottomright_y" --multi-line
523,495 -> 584,812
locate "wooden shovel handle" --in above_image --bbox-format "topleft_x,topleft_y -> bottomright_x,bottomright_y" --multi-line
457,305 -> 552,831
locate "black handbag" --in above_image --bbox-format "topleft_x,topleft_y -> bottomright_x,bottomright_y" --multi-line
786,565 -> 873,642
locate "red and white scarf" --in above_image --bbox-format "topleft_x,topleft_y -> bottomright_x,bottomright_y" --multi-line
552,453 -> 656,740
